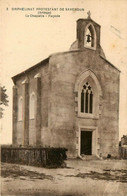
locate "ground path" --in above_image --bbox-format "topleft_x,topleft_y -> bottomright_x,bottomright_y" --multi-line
1,159 -> 127,196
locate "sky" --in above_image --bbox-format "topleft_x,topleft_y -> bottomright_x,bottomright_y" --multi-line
0,0 -> 127,144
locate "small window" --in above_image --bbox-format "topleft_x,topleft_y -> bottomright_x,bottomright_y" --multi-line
30,93 -> 35,119
18,97 -> 23,121
81,82 -> 93,114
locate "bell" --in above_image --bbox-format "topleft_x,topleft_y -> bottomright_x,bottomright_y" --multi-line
86,34 -> 91,43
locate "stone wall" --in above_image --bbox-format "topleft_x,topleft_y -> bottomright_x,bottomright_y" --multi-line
13,62 -> 49,146
12,48 -> 119,158
48,48 -> 119,158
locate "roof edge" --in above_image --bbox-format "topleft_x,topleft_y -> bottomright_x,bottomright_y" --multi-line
49,47 -> 96,57
11,51 -> 120,84
100,55 -> 121,72
12,57 -> 49,83
77,18 -> 101,27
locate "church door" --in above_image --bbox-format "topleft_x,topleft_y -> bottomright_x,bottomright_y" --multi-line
80,131 -> 92,155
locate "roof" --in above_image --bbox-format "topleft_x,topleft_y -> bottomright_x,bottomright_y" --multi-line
50,49 -> 120,72
12,49 -> 120,84
77,18 -> 101,27
12,57 -> 49,83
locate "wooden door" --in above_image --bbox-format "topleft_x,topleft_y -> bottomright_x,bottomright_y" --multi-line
81,131 -> 92,155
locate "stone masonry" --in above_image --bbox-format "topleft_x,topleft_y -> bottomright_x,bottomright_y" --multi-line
12,16 -> 120,158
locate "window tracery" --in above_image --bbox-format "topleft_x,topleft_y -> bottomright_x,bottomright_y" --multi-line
81,82 -> 93,114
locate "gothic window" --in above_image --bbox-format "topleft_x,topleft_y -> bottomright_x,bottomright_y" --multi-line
30,93 -> 35,119
81,82 -> 93,114
18,97 -> 23,121
84,24 -> 96,48
74,70 -> 102,118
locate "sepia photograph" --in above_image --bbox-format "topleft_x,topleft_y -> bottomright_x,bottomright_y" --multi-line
0,0 -> 127,195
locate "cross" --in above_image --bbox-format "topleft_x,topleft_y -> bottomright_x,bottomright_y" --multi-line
87,11 -> 91,19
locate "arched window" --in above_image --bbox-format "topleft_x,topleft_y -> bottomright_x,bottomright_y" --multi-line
81,82 -> 93,114
29,93 -> 35,119
74,70 -> 102,119
84,24 -> 96,49
18,97 -> 23,121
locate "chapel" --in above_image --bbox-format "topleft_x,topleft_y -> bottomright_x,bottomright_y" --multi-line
12,13 -> 120,158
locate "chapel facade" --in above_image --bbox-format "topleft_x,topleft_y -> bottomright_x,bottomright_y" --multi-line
12,15 -> 120,158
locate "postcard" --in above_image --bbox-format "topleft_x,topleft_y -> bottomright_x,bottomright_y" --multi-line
0,0 -> 127,196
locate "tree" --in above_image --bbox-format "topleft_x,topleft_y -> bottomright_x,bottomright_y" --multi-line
0,86 -> 9,118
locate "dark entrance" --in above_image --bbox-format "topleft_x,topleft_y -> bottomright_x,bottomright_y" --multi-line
80,131 -> 92,155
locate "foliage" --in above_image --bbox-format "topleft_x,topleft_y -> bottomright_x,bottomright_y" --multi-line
0,86 -> 9,118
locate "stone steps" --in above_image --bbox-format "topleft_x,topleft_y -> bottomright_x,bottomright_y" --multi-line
80,155 -> 100,160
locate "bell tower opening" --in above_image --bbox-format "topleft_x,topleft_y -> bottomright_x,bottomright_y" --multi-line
76,11 -> 100,50
85,25 -> 94,47
84,23 -> 96,49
